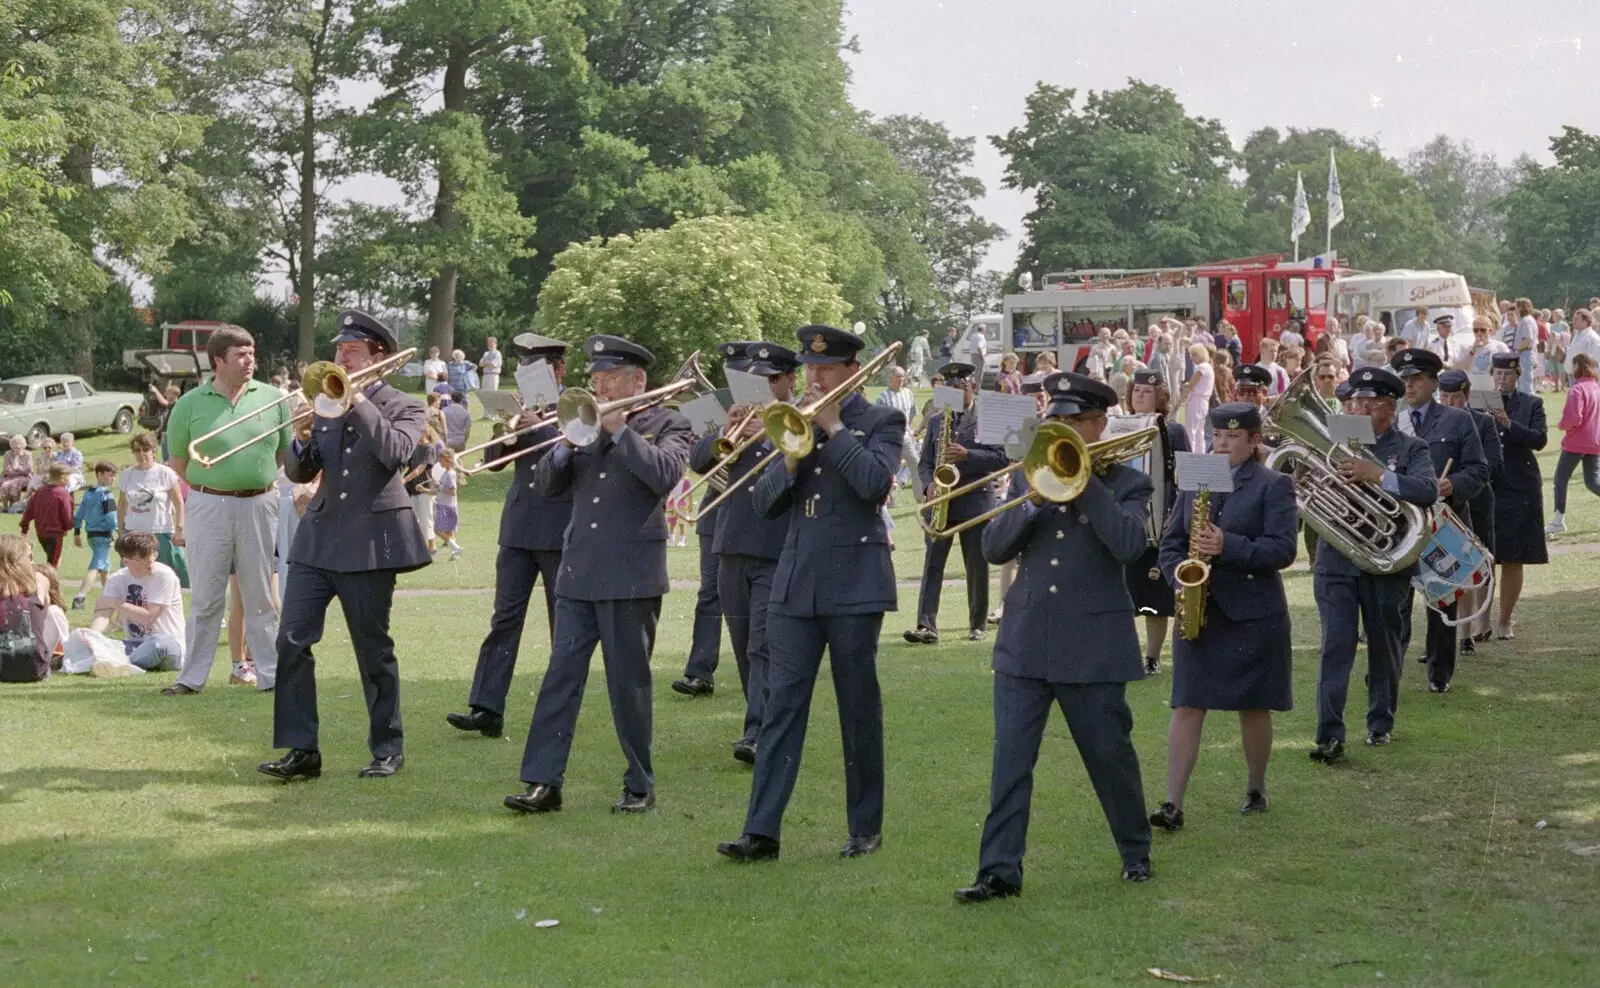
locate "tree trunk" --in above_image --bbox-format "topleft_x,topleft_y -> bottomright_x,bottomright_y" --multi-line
424,41 -> 470,355
62,141 -> 98,381
297,82 -> 318,360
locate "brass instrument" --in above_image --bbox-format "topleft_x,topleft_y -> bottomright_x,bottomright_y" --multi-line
927,405 -> 959,532
916,422 -> 1161,539
1261,370 -> 1427,574
187,347 -> 416,467
691,341 -> 904,518
1174,488 -> 1211,641
680,404 -> 766,520
462,351 -> 712,475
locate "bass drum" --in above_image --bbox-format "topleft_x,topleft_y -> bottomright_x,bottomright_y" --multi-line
1414,505 -> 1495,627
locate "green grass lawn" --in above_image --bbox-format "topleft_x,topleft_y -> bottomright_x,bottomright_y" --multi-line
2,392 -> 1597,985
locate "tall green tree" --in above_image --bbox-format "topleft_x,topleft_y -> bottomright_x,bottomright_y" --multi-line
1403,136 -> 1513,287
1500,127 -> 1600,304
992,80 -> 1244,279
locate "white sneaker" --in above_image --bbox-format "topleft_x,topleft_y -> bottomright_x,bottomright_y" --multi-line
230,663 -> 258,687
1497,623 -> 1515,641
1545,513 -> 1566,536
449,546 -> 462,562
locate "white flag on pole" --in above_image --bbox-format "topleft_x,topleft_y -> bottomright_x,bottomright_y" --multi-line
1290,171 -> 1311,241
1327,149 -> 1345,232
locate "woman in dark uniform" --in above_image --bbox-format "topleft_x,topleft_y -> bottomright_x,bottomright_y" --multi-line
1488,352 -> 1548,639
1151,403 -> 1298,828
1122,369 -> 1189,675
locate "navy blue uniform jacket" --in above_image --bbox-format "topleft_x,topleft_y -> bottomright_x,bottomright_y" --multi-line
690,431 -> 786,561
487,405 -> 573,552
1495,391 -> 1547,492
1158,460 -> 1297,622
917,407 -> 1009,524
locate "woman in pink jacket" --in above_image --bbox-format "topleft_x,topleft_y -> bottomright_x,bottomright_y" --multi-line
1547,353 -> 1600,534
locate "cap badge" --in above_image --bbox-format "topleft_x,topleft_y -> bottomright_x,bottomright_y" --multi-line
1403,352 -> 1414,362
1361,371 -> 1372,381
343,315 -> 353,327
593,340 -> 605,352
758,347 -> 769,359
1227,418 -> 1240,429
810,333 -> 827,354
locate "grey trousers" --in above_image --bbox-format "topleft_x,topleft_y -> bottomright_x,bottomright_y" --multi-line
976,675 -> 1151,887
178,490 -> 280,690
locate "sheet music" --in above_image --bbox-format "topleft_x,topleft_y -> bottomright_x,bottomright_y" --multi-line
932,385 -> 964,413
516,359 -> 560,408
975,391 -> 1039,448
678,393 -> 730,434
1467,375 -> 1504,412
1005,416 -> 1039,460
1174,452 -> 1233,493
1329,413 -> 1377,446
725,368 -> 773,406
476,389 -> 524,421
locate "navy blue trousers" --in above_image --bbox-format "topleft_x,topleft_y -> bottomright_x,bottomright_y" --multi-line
467,546 -> 561,717
1314,569 -> 1409,743
682,534 -> 723,680
718,554 -> 776,743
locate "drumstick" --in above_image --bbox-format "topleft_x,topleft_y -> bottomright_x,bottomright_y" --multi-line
1439,458 -> 1453,482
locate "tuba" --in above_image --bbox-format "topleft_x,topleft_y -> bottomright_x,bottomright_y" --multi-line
1261,370 -> 1428,574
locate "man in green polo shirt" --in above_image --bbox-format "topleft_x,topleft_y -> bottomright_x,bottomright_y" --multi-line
162,326 -> 292,695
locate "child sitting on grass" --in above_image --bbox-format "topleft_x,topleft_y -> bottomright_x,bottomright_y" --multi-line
71,461 -> 119,609
20,464 -> 74,567
91,532 -> 186,672
0,533 -> 49,682
33,561 -> 68,668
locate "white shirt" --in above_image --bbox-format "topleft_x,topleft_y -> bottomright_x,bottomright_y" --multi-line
1426,334 -> 1466,366
967,329 -> 988,361
103,563 -> 186,653
1507,315 -> 1538,354
478,348 -> 502,373
1567,327 -> 1600,374
118,464 -> 180,534
1461,338 -> 1509,373
874,386 -> 917,436
422,357 -> 448,382
1400,318 -> 1432,347
1259,361 -> 1290,396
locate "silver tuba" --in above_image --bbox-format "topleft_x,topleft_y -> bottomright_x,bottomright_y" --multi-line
1261,371 -> 1428,574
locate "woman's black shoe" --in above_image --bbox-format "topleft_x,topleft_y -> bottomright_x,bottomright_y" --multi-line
1241,790 -> 1269,815
954,874 -> 1021,903
1149,801 -> 1184,830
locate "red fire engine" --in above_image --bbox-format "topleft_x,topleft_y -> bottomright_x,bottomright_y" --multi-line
1002,254 -> 1346,372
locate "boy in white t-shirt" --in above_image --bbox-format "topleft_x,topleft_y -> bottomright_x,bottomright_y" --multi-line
92,532 -> 186,671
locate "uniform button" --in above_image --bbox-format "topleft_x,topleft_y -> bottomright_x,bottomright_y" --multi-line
860,536 -> 868,543
598,472 -> 606,479
1246,574 -> 1255,580
319,425 -> 328,432
341,469 -> 349,476
345,447 -> 351,453
338,492 -> 347,500
1078,515 -> 1089,525
1048,585 -> 1058,594
590,522 -> 598,529
747,486 -> 755,493
1050,558 -> 1058,566
528,482 -> 536,489
1054,530 -> 1063,539
592,496 -> 600,503
813,467 -> 822,475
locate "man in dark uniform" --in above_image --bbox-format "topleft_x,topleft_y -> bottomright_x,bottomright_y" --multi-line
905,362 -> 1009,644
1390,348 -> 1488,694
717,325 -> 903,863
1437,369 -> 1501,654
1234,363 -> 1273,409
671,341 -> 756,697
1309,367 -> 1438,764
955,373 -> 1155,903
1488,352 -> 1548,639
259,311 -> 432,781
685,343 -> 798,764
503,336 -> 692,814
446,333 -> 573,738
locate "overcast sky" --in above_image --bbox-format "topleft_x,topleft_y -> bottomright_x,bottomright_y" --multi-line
841,0 -> 1598,269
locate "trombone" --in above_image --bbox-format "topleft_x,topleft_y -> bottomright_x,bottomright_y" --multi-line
463,351 -> 713,475
678,404 -> 766,520
187,348 -> 417,467
690,341 -> 903,520
915,422 -> 1160,539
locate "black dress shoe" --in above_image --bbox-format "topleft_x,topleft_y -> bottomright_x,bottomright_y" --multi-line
1473,630 -> 1493,643
967,628 -> 985,642
1149,801 -> 1185,831
840,834 -> 882,858
504,783 -> 562,813
1429,681 -> 1451,693
258,748 -> 321,781
1309,739 -> 1345,764
902,627 -> 938,645
1460,637 -> 1476,655
954,874 -> 1020,903
1121,858 -> 1153,882
446,708 -> 504,737
612,789 -> 655,813
358,754 -> 404,778
718,834 -> 780,862
732,738 -> 757,764
671,676 -> 714,697
1241,790 -> 1269,815
1144,657 -> 1162,676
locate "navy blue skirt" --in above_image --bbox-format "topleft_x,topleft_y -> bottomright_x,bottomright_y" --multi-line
1171,600 -> 1292,711
1492,486 -> 1547,564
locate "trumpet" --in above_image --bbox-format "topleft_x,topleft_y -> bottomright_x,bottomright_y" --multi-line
690,341 -> 903,520
916,422 -> 1160,539
187,348 -> 416,467
462,351 -> 712,475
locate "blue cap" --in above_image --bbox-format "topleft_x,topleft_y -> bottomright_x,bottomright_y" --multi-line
1043,372 -> 1118,417
718,340 -> 760,374
331,310 -> 399,355
1234,363 -> 1273,388
1346,367 -> 1405,400
1209,402 -> 1262,431
745,342 -> 798,377
583,335 -> 654,373
1391,348 -> 1444,378
1334,379 -> 1354,401
1491,353 -> 1519,371
795,324 -> 866,365
1438,369 -> 1471,393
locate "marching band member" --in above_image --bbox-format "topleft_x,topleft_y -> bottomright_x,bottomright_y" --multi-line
955,372 -> 1154,902
1390,349 -> 1489,694
671,341 -> 758,697
1436,370 -> 1502,653
1489,352 -> 1548,638
1310,368 -> 1437,765
446,333 -> 572,739
1122,368 -> 1189,675
718,325 -> 903,863
1151,403 -> 1297,829
687,342 -> 799,764
904,362 -> 1008,645
1233,363 -> 1272,410
991,374 -> 1050,626
260,311 -> 431,782
504,336 -> 692,815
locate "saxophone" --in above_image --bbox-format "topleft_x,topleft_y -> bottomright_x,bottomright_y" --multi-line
1174,488 -> 1212,641
929,408 -> 960,532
